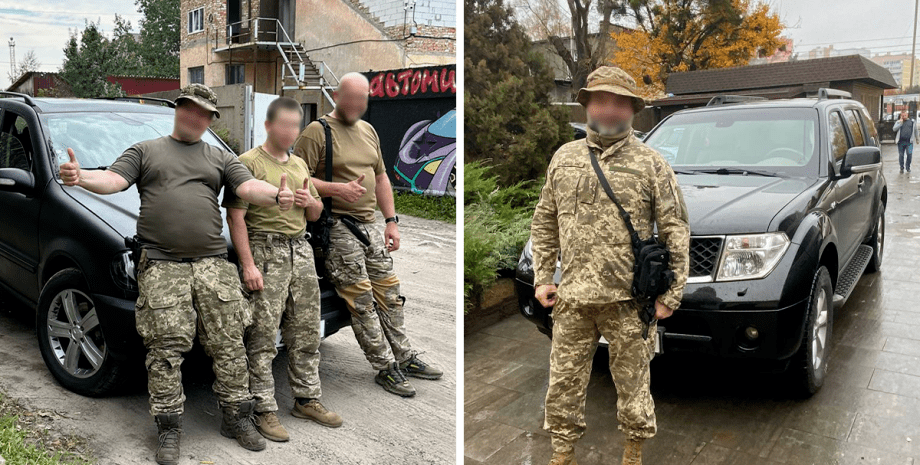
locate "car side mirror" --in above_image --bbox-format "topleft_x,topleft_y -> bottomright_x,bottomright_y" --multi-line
839,146 -> 881,178
0,168 -> 34,194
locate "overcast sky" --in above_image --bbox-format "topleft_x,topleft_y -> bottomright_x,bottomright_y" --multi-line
3,0 -> 920,90
0,0 -> 140,88
772,0 -> 920,57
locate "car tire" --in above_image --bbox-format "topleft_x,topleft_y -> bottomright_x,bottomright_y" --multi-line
789,266 -> 834,397
864,204 -> 885,273
36,268 -> 126,396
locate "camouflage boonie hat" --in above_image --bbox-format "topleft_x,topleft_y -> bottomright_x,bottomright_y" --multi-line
175,83 -> 221,119
576,66 -> 645,113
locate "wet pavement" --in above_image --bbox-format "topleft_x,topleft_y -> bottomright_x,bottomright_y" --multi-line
464,144 -> 920,465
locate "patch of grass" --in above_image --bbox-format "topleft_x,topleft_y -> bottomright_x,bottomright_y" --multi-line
0,393 -> 93,465
393,190 -> 456,223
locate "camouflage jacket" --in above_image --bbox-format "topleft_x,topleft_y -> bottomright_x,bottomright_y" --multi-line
531,132 -> 690,310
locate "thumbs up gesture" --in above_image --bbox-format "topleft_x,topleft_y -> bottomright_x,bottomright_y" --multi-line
276,173 -> 294,211
340,174 -> 367,203
60,148 -> 81,186
294,178 -> 316,209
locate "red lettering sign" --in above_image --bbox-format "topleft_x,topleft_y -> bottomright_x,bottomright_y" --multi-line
364,66 -> 456,99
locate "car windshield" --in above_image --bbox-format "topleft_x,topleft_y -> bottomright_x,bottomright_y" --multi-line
645,107 -> 820,176
41,111 -> 229,170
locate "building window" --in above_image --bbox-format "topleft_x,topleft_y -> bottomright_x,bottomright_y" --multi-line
188,66 -> 204,84
226,64 -> 245,85
188,7 -> 204,34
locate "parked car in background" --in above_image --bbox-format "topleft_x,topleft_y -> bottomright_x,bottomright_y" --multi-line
517,89 -> 886,396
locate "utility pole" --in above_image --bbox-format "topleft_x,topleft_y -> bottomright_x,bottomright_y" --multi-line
911,0 -> 919,91
8,37 -> 14,76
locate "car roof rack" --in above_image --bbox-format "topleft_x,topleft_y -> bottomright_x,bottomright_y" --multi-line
0,91 -> 36,107
817,88 -> 852,100
96,96 -> 175,108
706,95 -> 767,106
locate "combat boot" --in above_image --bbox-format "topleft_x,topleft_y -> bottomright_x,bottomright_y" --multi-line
622,438 -> 644,465
375,361 -> 417,397
253,411 -> 289,442
548,450 -> 577,465
292,398 -> 344,428
220,399 -> 267,451
153,412 -> 181,465
399,354 -> 443,380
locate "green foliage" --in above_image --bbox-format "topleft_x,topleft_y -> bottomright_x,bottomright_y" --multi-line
212,126 -> 242,154
0,415 -> 91,465
135,0 -> 180,78
464,161 -> 543,310
464,0 -> 571,187
392,190 -> 456,223
60,0 -> 179,98
60,20 -> 126,98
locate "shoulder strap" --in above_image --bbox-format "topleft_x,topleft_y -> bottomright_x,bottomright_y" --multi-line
318,117 -> 333,213
588,148 -> 642,248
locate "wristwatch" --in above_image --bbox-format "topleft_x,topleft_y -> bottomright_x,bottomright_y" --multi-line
385,216 -> 399,224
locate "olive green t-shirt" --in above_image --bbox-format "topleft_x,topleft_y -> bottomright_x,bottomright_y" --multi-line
222,146 -> 320,237
107,135 -> 254,259
293,115 -> 386,223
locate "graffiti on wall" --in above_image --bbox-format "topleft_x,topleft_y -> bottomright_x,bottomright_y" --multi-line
362,65 -> 457,196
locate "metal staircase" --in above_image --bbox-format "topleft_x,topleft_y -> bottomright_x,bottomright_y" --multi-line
220,18 -> 338,106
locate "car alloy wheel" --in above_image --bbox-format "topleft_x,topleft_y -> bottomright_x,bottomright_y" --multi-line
811,288 -> 829,373
46,289 -> 106,379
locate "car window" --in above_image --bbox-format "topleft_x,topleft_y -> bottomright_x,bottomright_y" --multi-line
41,111 -> 229,170
857,108 -> 879,146
0,112 -> 32,171
644,107 -> 819,175
843,109 -> 865,146
828,111 -> 849,162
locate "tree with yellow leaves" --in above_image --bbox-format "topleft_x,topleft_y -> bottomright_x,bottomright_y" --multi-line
611,0 -> 784,98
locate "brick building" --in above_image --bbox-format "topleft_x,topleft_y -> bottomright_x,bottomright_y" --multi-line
179,0 -> 454,94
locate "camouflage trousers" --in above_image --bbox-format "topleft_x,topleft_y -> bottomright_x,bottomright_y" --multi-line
325,217 -> 415,370
245,232 -> 322,412
135,251 -> 253,416
544,298 -> 657,453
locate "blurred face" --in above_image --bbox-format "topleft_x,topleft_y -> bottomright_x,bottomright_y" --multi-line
902,112 -> 909,121
265,108 -> 303,149
585,92 -> 635,137
334,79 -> 369,125
174,100 -> 214,142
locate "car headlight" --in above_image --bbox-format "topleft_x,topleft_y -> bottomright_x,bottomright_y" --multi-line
716,232 -> 790,281
111,251 -> 138,291
518,240 -> 533,273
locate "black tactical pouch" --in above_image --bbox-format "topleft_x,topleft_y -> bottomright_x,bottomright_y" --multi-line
306,118 -> 335,256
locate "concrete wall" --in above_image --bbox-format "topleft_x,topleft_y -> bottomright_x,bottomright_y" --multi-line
293,0 -> 406,76
361,0 -> 455,28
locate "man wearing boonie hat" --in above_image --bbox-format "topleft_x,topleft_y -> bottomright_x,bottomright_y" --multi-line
58,83 -> 295,464
530,66 -> 691,465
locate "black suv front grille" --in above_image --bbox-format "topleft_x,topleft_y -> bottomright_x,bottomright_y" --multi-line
690,237 -> 722,278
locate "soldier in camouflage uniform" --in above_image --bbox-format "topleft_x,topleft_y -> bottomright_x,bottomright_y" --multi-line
224,97 -> 343,443
293,72 -> 442,398
59,84 -> 295,464
531,67 -> 691,465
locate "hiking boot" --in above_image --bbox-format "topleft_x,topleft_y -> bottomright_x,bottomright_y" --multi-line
399,354 -> 443,380
154,413 -> 181,465
548,451 -> 577,465
292,398 -> 343,428
253,411 -> 289,442
375,361 -> 416,397
622,438 -> 644,465
220,399 -> 267,451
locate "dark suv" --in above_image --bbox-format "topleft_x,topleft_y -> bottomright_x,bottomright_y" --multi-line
0,93 -> 350,396
516,89 -> 886,395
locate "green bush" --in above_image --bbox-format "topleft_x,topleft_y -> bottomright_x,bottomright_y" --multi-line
464,161 -> 543,311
